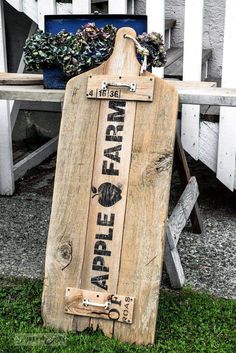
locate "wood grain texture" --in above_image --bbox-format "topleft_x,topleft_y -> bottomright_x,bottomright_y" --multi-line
42,27 -> 178,345
65,288 -> 134,324
164,177 -> 199,289
0,73 -> 43,85
86,27 -> 141,337
168,177 -> 199,249
113,72 -> 178,344
87,75 -> 155,102
42,62 -> 106,332
164,239 -> 185,289
0,85 -> 65,102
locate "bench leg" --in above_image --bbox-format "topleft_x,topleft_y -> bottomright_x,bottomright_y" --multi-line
175,131 -> 203,234
0,2 -> 14,195
164,240 -> 185,289
0,101 -> 14,195
164,177 -> 199,288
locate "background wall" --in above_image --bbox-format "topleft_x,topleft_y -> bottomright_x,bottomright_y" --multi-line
136,0 -> 226,80
165,0 -> 226,79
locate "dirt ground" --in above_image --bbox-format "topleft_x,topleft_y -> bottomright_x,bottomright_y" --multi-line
0,143 -> 235,299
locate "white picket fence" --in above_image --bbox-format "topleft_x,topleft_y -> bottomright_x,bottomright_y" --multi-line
0,0 -> 236,194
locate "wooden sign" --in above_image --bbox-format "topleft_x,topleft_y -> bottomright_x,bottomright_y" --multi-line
86,75 -> 155,101
42,27 -> 178,345
65,288 -> 134,324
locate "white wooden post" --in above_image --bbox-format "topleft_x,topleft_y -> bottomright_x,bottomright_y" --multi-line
0,0 -> 14,195
10,21 -> 37,131
131,0 -> 135,14
38,0 -> 56,30
146,0 -> 165,78
109,0 -> 127,14
72,0 -> 91,14
217,0 -> 236,191
181,0 -> 204,160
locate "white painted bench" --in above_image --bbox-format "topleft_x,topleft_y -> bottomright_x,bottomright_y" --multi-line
1,80 -> 236,191
2,0 -> 236,193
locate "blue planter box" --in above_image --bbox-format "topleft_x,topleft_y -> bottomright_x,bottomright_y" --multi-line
43,14 -> 147,89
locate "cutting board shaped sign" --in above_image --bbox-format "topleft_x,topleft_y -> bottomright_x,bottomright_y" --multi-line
42,27 -> 178,345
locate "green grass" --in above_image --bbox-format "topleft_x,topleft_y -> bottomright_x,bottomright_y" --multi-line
0,276 -> 235,353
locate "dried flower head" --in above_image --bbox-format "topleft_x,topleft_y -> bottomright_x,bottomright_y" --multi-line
24,24 -> 166,76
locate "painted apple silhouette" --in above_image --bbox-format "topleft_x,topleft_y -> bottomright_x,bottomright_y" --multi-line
91,183 -> 122,207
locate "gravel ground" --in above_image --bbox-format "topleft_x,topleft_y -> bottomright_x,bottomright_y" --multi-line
0,150 -> 235,299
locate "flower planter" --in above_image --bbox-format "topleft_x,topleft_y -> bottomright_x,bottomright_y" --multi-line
44,14 -> 147,89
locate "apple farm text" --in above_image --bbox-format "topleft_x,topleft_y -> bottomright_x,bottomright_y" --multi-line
91,100 -> 126,291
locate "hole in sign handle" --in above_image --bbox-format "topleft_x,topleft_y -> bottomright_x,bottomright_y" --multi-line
83,298 -> 111,310
101,81 -> 136,92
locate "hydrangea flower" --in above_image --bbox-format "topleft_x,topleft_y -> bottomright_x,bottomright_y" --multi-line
24,23 -> 166,76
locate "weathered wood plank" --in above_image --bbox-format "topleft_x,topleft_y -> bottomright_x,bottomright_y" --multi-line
164,177 -> 199,289
42,63 -> 106,332
13,136 -> 58,181
65,288 -> 134,324
87,75 -> 155,102
167,177 -> 199,250
113,73 -> 178,344
164,239 -> 185,289
175,132 -> 203,234
0,85 -> 65,102
80,28 -> 141,336
42,27 -> 178,345
0,73 -> 43,85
